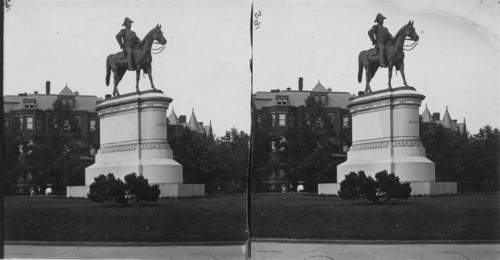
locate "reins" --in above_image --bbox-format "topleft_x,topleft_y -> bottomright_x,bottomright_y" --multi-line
150,42 -> 166,54
139,30 -> 166,54
391,26 -> 419,51
403,38 -> 418,51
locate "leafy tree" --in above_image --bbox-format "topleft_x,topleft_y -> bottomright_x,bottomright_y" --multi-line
274,96 -> 339,192
2,116 -> 28,193
168,125 -> 214,186
338,170 -> 411,204
420,123 -> 467,183
420,120 -> 499,192
168,122 -> 250,193
465,126 -> 500,191
250,111 -> 274,192
214,128 -> 249,192
19,99 -> 90,194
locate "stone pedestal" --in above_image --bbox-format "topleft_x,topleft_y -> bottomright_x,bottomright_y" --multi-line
319,87 -> 456,195
67,90 -> 204,198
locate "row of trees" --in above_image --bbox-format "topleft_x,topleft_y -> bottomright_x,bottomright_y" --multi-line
421,122 -> 500,192
251,96 -> 350,192
167,125 -> 249,193
3,99 -> 250,195
4,97 -> 498,195
251,94 -> 499,193
3,99 -> 97,194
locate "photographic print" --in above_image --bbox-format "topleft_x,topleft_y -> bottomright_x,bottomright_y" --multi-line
250,0 -> 499,258
4,0 -> 251,258
2,0 -> 499,259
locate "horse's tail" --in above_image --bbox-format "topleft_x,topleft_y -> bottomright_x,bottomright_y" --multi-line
105,55 -> 112,86
358,51 -> 365,83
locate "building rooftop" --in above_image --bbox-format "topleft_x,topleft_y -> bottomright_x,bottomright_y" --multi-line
421,105 -> 466,134
167,109 -> 213,137
253,84 -> 354,110
4,86 -> 102,112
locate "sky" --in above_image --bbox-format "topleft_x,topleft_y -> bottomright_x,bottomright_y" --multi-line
5,0 -> 500,136
4,0 -> 252,137
252,0 -> 500,135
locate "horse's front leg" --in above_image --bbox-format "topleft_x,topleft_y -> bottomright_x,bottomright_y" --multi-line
113,71 -> 120,96
400,64 -> 409,87
365,67 -> 372,93
135,69 -> 141,93
147,67 -> 156,90
388,65 -> 393,90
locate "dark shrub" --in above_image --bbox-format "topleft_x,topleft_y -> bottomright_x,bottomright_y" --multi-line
338,171 -> 368,200
88,173 -> 160,205
375,170 -> 412,201
88,173 -> 126,204
338,170 -> 412,203
124,173 -> 160,203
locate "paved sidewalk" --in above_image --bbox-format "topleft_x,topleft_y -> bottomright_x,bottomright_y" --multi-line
251,242 -> 500,260
4,242 -> 500,259
4,243 -> 246,259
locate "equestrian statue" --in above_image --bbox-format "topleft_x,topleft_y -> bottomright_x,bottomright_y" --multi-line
358,14 -> 419,93
106,17 -> 167,96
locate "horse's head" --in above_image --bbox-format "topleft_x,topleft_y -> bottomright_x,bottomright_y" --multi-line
404,20 -> 419,42
152,24 -> 167,45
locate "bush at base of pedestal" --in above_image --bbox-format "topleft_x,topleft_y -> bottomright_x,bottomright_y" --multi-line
87,173 -> 160,205
338,170 -> 412,204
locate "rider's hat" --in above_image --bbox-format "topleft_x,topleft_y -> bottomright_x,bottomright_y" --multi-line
374,13 -> 386,23
122,17 -> 134,26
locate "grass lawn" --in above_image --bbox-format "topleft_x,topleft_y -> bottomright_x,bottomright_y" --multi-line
252,193 -> 500,240
4,194 -> 247,242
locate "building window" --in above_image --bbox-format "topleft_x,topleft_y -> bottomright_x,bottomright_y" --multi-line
288,114 -> 294,127
279,113 -> 286,126
26,117 -> 33,130
329,113 -> 336,123
17,116 -> 23,130
90,120 -> 96,132
68,98 -> 74,108
24,100 -> 36,108
320,95 -> 326,105
63,120 -> 70,130
343,117 -> 350,127
75,116 -> 82,128
36,117 -> 42,130
27,140 -> 33,154
271,113 -> 276,127
277,96 -> 288,105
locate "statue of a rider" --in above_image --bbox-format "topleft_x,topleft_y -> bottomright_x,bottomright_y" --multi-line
116,17 -> 141,71
368,13 -> 393,68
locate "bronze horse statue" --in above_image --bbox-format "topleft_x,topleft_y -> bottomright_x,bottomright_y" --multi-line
106,24 -> 167,96
358,21 -> 419,93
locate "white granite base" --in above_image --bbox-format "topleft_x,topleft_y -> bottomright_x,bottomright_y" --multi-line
318,181 -> 457,196
67,183 -> 205,198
